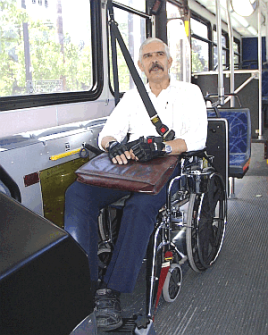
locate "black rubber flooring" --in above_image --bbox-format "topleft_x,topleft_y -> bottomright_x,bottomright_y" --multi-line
100,143 -> 268,335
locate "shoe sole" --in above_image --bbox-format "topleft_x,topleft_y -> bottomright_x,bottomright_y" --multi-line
97,319 -> 123,332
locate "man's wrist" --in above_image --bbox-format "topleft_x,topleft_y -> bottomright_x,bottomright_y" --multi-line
164,144 -> 172,155
105,140 -> 116,151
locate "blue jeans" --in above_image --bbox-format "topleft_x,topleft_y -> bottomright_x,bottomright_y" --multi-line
64,164 -> 180,293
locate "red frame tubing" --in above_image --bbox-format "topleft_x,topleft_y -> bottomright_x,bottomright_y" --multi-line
154,250 -> 173,313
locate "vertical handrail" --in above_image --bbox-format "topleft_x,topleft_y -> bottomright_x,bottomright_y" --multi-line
226,0 -> 235,108
107,0 -> 120,106
216,0 -> 225,105
266,2 -> 268,65
258,4 -> 263,139
226,0 -> 236,197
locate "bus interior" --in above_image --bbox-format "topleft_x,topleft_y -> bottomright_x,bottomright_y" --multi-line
0,1 -> 268,334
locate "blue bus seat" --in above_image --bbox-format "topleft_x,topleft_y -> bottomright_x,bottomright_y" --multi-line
207,108 -> 251,179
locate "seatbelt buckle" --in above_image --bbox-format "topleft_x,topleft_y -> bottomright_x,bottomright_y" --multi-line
145,136 -> 163,144
163,129 -> 175,141
151,115 -> 169,135
158,124 -> 169,136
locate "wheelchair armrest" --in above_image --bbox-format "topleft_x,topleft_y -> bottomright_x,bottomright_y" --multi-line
180,149 -> 206,159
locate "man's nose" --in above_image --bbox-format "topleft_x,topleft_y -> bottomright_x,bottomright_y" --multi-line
151,53 -> 158,62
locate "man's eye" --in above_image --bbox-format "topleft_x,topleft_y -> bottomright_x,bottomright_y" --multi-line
144,54 -> 151,58
158,52 -> 165,56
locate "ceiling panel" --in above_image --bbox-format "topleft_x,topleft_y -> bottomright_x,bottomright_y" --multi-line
190,0 -> 259,36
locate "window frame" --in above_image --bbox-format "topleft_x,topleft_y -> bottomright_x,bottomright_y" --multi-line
212,25 -> 241,70
233,37 -> 241,69
190,12 -> 213,72
166,0 -> 192,82
212,29 -> 229,70
108,1 -> 151,95
0,0 -> 103,112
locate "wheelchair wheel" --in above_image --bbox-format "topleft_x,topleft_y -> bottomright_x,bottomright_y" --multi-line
98,208 -> 110,241
98,207 -> 123,277
186,173 -> 226,272
98,207 -> 122,243
162,263 -> 182,303
98,241 -> 113,276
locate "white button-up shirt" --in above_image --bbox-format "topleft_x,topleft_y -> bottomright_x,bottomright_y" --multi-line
98,77 -> 207,152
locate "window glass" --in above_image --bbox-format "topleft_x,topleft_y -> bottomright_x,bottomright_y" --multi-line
167,2 -> 191,82
111,7 -> 147,92
213,46 -> 227,70
0,0 -> 92,97
234,54 -> 239,68
191,18 -> 208,40
233,41 -> 240,68
115,0 -> 145,12
191,17 -> 209,73
233,41 -> 239,53
192,38 -> 209,72
213,32 -> 227,70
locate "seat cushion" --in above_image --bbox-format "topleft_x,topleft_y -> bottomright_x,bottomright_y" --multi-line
229,153 -> 250,178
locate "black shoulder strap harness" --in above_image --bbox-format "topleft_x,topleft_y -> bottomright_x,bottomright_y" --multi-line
107,0 -> 175,142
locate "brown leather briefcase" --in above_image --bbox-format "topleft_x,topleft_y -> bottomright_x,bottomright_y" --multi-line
76,153 -> 179,195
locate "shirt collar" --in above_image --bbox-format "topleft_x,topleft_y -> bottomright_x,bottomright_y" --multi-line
145,75 -> 176,93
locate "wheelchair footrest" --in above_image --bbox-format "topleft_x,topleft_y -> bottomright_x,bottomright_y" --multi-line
134,318 -> 156,335
110,315 -> 156,335
111,317 -> 136,333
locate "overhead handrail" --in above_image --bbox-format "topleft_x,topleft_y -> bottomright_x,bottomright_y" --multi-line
205,93 -> 242,109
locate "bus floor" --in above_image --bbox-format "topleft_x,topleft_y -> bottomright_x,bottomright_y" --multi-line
99,142 -> 268,335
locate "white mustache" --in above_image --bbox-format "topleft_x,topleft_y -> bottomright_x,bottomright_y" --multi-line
149,63 -> 164,73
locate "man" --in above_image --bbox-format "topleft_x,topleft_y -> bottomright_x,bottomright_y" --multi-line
64,37 -> 207,331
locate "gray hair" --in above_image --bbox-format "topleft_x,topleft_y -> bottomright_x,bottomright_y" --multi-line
139,38 -> 171,62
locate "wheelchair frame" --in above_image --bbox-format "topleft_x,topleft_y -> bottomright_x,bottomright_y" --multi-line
145,150 -> 227,318
97,149 -> 227,324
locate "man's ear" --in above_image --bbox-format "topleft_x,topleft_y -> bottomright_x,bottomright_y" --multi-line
138,60 -> 144,72
168,56 -> 173,70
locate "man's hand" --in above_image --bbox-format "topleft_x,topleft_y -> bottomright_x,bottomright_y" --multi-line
131,137 -> 165,162
108,141 -> 133,165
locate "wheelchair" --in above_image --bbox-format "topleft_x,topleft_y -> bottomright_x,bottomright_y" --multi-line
97,149 -> 227,322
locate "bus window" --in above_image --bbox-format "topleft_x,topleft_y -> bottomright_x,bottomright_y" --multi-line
115,0 -> 145,12
0,0 -> 102,112
110,1 -> 148,93
191,17 -> 210,72
0,0 -> 93,97
233,38 -> 241,69
213,32 -> 228,70
167,1 -> 191,82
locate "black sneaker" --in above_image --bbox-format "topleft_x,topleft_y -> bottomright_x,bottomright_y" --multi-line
94,288 -> 123,331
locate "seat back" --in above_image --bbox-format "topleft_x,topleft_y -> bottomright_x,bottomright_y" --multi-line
207,108 -> 251,178
206,118 -> 229,192
0,192 -> 93,335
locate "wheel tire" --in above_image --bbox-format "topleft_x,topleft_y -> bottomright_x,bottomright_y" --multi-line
162,263 -> 182,302
197,174 -> 226,268
98,208 -> 110,241
186,193 -> 203,272
186,173 -> 226,272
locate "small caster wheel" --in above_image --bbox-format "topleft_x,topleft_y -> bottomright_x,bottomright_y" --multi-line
162,263 -> 182,302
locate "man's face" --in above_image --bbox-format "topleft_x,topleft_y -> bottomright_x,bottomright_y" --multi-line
138,41 -> 173,84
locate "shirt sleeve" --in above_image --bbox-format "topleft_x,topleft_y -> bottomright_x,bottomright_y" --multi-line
179,84 -> 207,152
97,92 -> 131,150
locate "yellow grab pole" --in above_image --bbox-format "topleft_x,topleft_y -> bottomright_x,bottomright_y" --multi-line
49,148 -> 81,161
